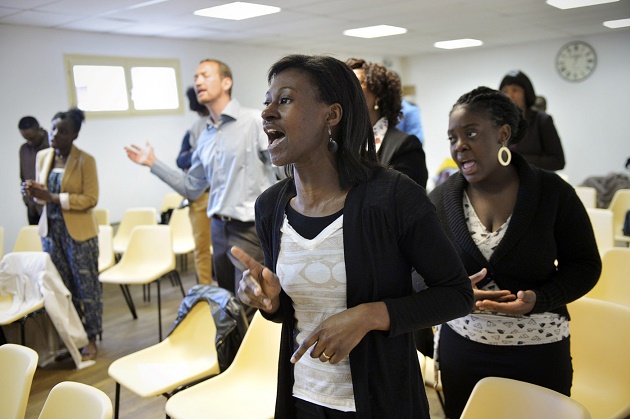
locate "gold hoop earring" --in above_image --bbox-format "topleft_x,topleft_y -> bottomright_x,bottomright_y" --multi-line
498,144 -> 512,166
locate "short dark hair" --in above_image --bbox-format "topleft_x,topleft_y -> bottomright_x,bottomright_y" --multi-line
267,54 -> 380,189
186,86 -> 206,113
18,116 -> 39,130
452,86 -> 528,145
199,59 -> 233,97
346,58 -> 403,127
52,107 -> 86,134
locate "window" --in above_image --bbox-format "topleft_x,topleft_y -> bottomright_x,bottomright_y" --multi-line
64,54 -> 184,117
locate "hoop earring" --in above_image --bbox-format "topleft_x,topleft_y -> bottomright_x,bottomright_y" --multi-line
327,125 -> 338,153
498,144 -> 512,166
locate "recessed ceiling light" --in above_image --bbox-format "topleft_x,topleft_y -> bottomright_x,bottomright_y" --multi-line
194,2 -> 280,20
603,18 -> 630,28
546,0 -> 619,10
343,25 -> 407,39
434,39 -> 483,50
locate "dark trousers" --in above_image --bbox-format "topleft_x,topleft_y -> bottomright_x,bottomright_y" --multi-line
439,324 -> 572,419
210,217 -> 264,297
294,398 -> 356,419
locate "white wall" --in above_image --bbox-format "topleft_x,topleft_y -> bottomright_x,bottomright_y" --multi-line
0,24 -> 394,248
405,32 -> 630,189
1,24 -> 628,248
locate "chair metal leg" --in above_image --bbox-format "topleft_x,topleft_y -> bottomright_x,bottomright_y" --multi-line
114,382 -> 121,419
157,279 -> 162,342
171,270 -> 185,298
119,284 -> 138,319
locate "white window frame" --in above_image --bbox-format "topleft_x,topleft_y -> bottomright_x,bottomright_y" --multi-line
64,54 -> 184,118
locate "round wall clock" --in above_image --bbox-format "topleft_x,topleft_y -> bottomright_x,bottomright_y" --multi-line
555,41 -> 597,82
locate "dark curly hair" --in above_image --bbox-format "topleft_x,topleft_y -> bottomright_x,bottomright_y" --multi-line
346,58 -> 402,127
451,86 -> 528,145
52,107 -> 85,134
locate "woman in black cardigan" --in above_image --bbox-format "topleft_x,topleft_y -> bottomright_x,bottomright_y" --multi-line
429,86 -> 601,418
231,54 -> 473,418
346,58 -> 428,189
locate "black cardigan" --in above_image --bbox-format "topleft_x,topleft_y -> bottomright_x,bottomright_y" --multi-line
256,168 -> 473,418
429,153 -> 600,319
377,127 -> 428,189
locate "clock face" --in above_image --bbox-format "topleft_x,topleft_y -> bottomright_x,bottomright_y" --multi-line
556,41 -> 597,82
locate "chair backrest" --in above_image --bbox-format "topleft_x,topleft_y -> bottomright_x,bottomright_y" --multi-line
118,225 -> 175,272
224,310 -> 281,377
38,381 -> 113,419
93,208 -> 110,226
569,297 -> 630,419
586,208 -> 614,253
13,225 -> 43,252
168,301 -> 218,357
97,225 -> 115,273
608,189 -> 630,239
112,207 -> 157,254
169,207 -> 195,254
460,376 -> 590,419
160,192 -> 185,213
585,248 -> 630,308
574,186 -> 597,209
0,343 -> 39,419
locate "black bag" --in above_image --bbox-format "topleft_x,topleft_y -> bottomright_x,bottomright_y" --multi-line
623,210 -> 630,236
170,285 -> 248,371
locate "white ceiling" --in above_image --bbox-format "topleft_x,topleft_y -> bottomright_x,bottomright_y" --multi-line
0,0 -> 628,56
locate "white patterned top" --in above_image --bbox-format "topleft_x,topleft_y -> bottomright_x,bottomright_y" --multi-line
277,214 -> 356,412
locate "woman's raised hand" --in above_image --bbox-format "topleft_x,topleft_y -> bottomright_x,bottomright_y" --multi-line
231,246 -> 281,313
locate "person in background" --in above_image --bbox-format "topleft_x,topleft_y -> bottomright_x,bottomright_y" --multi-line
176,86 -> 213,285
500,70 -> 565,171
398,99 -> 425,143
429,86 -> 601,418
22,108 -> 101,361
18,116 -> 49,224
346,58 -> 428,189
232,54 -> 473,418
125,59 -> 276,298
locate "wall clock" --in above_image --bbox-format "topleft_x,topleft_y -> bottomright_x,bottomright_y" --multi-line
555,41 -> 597,82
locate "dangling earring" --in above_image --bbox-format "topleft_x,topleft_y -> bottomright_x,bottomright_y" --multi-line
498,142 -> 512,166
327,125 -> 338,153
373,101 -> 379,110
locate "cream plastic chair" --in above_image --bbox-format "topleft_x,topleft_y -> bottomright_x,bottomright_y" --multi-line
419,350 -> 444,412
0,343 -> 39,419
112,207 -> 157,255
13,225 -> 43,252
569,297 -> 630,419
460,376 -> 590,419
99,225 -> 185,341
165,311 -> 281,419
575,186 -> 597,209
93,208 -> 110,226
38,381 -> 113,419
108,302 -> 220,419
586,208 -> 614,255
169,207 -> 195,271
160,192 -> 185,214
608,189 -> 630,246
98,225 -> 115,273
585,248 -> 630,308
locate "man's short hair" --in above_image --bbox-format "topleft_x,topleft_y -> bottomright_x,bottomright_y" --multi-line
18,116 -> 39,130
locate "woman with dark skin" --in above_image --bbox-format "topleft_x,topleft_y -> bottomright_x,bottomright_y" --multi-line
23,108 -> 101,361
500,70 -> 565,171
346,58 -> 428,188
230,54 -> 473,418
429,87 -> 600,418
